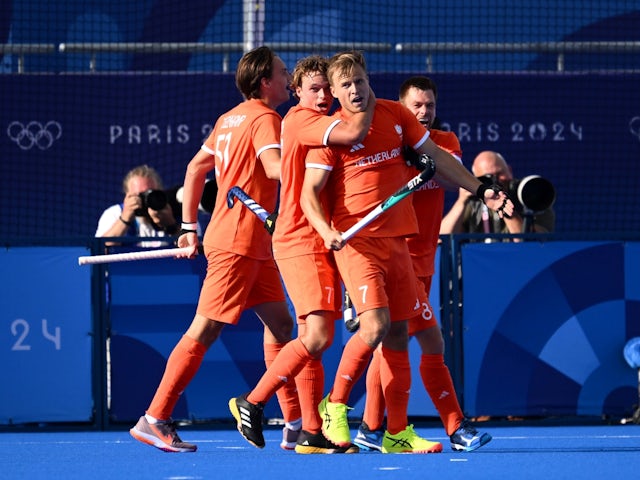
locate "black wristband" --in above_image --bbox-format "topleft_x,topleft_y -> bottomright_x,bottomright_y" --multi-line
475,184 -> 489,204
119,216 -> 133,227
178,228 -> 197,236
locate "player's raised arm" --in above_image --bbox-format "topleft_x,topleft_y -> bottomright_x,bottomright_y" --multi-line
300,165 -> 344,251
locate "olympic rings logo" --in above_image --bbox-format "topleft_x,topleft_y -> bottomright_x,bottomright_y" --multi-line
7,121 -> 62,150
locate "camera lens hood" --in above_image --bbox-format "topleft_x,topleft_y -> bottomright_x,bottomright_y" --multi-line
517,175 -> 556,212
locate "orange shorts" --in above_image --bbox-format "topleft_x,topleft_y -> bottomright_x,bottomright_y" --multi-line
196,248 -> 285,324
334,236 -> 420,321
408,275 -> 438,336
276,253 -> 342,322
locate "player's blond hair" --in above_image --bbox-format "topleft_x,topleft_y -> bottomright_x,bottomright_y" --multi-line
326,50 -> 367,87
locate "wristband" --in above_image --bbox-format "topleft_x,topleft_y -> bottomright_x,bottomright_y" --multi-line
119,216 -> 133,227
181,222 -> 198,231
179,228 -> 197,236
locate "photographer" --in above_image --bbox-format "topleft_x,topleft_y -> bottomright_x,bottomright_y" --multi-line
95,164 -> 182,247
440,151 -> 555,239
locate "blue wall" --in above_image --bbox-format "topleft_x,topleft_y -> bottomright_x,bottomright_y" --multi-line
2,72 -> 639,237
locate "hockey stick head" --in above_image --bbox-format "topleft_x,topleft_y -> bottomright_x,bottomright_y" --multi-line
226,186 -> 239,209
419,155 -> 436,182
404,157 -> 436,192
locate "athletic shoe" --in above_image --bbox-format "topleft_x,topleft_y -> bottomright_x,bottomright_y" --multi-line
229,394 -> 265,448
382,425 -> 443,454
450,419 -> 492,452
280,424 -> 301,450
294,430 -> 360,454
353,421 -> 384,452
318,394 -> 352,447
129,416 -> 197,453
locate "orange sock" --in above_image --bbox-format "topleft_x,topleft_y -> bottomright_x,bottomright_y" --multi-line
420,354 -> 464,435
380,346 -> 411,435
262,342 -> 302,423
294,357 -> 324,433
249,339 -> 310,406
330,334 -> 375,404
147,334 -> 206,420
362,348 -> 385,431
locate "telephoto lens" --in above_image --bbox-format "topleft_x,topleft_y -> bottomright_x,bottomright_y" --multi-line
509,176 -> 556,212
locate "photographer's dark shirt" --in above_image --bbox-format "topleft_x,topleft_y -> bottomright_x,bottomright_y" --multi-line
462,199 -> 555,236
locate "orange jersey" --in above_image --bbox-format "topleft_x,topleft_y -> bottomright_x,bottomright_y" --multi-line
306,99 -> 430,238
201,99 -> 282,260
272,104 -> 342,259
408,129 -> 462,276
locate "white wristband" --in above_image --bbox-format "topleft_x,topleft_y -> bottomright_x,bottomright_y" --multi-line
181,222 -> 198,230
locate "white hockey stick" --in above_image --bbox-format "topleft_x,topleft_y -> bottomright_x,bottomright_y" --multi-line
78,246 -> 194,265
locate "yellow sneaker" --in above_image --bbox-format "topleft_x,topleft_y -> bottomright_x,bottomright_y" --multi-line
382,425 -> 443,453
318,394 -> 352,447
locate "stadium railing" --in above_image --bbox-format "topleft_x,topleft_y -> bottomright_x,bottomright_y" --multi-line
3,41 -> 639,72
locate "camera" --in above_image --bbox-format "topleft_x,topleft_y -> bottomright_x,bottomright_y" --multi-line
478,174 -> 556,213
135,189 -> 168,216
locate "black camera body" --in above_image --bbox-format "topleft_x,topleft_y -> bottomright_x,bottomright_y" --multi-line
135,189 -> 168,216
478,174 -> 556,213
135,179 -> 218,218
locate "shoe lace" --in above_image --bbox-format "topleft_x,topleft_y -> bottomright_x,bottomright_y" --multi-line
158,420 -> 183,443
330,403 -> 350,430
458,420 -> 478,436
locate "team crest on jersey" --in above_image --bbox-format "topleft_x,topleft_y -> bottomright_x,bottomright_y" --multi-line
395,124 -> 403,136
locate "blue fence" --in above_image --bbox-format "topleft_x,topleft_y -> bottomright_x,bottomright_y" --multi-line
3,1 -> 639,73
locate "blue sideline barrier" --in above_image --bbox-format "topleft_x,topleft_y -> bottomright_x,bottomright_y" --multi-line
0,246 -> 94,424
459,240 -> 640,418
1,237 -> 639,427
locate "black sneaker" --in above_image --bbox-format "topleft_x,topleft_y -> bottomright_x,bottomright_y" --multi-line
229,394 -> 265,448
294,430 -> 359,454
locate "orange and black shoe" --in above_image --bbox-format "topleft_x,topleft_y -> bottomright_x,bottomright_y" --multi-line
294,430 -> 359,454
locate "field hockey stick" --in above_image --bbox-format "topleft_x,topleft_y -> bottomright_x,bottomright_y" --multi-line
341,159 -> 436,242
78,246 -> 196,265
226,186 -> 270,222
227,186 -> 279,234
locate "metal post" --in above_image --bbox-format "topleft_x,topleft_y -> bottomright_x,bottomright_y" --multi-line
243,0 -> 265,53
